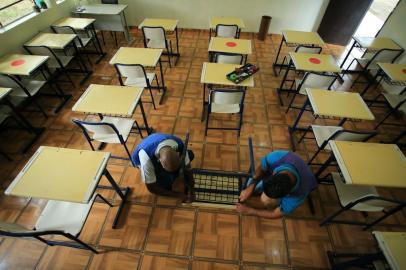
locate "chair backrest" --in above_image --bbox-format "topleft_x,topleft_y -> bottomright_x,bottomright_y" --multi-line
295,45 -> 322,54
380,80 -> 406,95
215,24 -> 239,38
142,26 -> 166,41
366,48 -> 403,68
114,64 -> 147,85
101,0 -> 118,4
209,89 -> 245,106
24,45 -> 62,68
298,72 -> 337,90
72,119 -> 122,141
214,53 -> 243,64
329,129 -> 377,143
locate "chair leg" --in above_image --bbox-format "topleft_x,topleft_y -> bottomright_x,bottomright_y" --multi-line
32,99 -> 48,118
63,69 -> 75,87
63,233 -> 99,254
308,148 -> 322,165
278,56 -> 287,76
350,73 -> 361,89
114,32 -> 118,47
134,120 -> 143,138
123,143 -> 135,166
95,193 -> 113,207
238,110 -> 244,136
100,31 -> 106,45
298,125 -> 312,143
285,92 -> 298,113
375,109 -> 395,129
204,110 -> 210,136
148,85 -> 156,109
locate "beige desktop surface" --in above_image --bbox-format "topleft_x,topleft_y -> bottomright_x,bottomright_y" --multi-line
109,47 -> 162,67
283,30 -> 325,46
208,37 -> 252,54
290,52 -> 341,73
0,54 -> 49,76
201,62 -> 254,87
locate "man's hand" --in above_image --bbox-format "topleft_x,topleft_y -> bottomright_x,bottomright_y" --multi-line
236,203 -> 257,215
239,183 -> 255,202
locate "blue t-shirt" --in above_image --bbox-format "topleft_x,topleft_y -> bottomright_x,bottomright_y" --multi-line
250,150 -> 307,214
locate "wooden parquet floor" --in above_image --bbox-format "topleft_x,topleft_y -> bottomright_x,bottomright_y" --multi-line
0,28 -> 405,270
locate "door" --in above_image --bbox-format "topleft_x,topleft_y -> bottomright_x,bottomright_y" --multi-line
317,0 -> 373,45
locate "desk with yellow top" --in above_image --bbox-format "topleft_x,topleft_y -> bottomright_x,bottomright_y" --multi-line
340,36 -> 403,69
72,84 -> 152,135
0,54 -> 49,76
5,146 -> 129,228
273,30 -> 325,75
24,33 -> 92,85
138,18 -> 180,64
52,17 -> 106,63
288,88 -> 375,150
208,37 -> 252,63
209,17 -> 245,38
328,231 -> 406,269
109,47 -> 167,105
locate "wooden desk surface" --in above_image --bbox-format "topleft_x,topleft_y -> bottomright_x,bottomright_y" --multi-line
201,62 -> 254,87
306,88 -> 375,120
0,88 -> 12,101
73,4 -> 127,15
5,146 -> 110,203
209,17 -> 245,29
109,47 -> 162,67
330,141 -> 406,188
25,33 -> 76,50
373,231 -> 406,270
0,54 -> 49,76
53,17 -> 95,30
72,84 -> 143,117
354,37 -> 402,50
282,30 -> 325,46
138,18 -> 179,31
208,37 -> 252,55
290,52 -> 341,73
378,63 -> 406,82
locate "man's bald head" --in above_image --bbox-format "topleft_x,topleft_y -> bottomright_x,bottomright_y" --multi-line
159,147 -> 181,172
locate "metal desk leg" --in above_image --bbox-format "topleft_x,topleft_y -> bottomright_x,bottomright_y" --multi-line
43,65 -> 72,113
174,27 -> 180,64
103,169 -> 130,229
338,118 -> 347,126
201,83 -> 207,121
315,153 -> 335,179
288,98 -> 310,151
138,100 -> 152,135
360,68 -> 382,97
121,11 -> 133,43
340,39 -> 356,69
91,24 -> 106,63
276,60 -> 292,105
272,35 -> 285,75
158,59 -> 167,104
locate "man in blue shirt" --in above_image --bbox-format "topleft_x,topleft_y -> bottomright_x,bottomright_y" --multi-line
237,150 -> 317,218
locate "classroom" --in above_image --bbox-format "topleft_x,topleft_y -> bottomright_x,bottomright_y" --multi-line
0,0 -> 405,269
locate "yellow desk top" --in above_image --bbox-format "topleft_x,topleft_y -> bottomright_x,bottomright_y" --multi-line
330,141 -> 406,188
208,37 -> 252,55
5,146 -> 110,203
72,84 -> 143,117
290,52 -> 341,73
25,33 -> 76,50
201,62 -> 254,87
306,88 -> 375,120
373,232 -> 406,270
209,17 -> 245,29
52,17 -> 95,30
109,47 -> 163,67
282,30 -> 325,46
0,87 -> 12,100
354,37 -> 402,50
378,63 -> 406,82
138,18 -> 179,31
0,54 -> 49,76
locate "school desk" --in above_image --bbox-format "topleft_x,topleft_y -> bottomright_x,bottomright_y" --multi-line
208,37 -> 252,63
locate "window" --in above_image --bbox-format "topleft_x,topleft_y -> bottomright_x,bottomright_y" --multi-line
0,0 -> 35,27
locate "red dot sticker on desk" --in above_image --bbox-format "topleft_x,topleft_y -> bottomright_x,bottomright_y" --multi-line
11,59 -> 25,67
402,69 -> 406,74
309,58 -> 321,64
226,42 -> 237,47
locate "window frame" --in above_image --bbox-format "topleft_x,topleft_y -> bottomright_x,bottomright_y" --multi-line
0,0 -> 35,28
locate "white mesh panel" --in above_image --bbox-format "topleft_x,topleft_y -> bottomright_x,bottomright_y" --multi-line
80,122 -> 116,136
301,73 -> 336,89
333,131 -> 373,142
143,27 -> 165,41
296,46 -> 321,54
212,91 -> 243,105
116,65 -> 145,79
216,54 -> 242,64
216,25 -> 238,38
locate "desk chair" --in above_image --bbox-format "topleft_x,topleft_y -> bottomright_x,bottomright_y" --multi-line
278,45 -> 323,75
72,118 -> 142,166
345,48 -> 403,89
214,52 -> 244,64
142,26 -> 174,67
114,63 -> 158,109
0,193 -> 111,253
51,25 -> 97,66
285,72 -> 337,112
319,173 -> 404,230
215,24 -> 239,38
24,45 -> 77,87
299,127 -> 377,165
0,74 -> 48,118
374,93 -> 406,129
205,89 -> 246,136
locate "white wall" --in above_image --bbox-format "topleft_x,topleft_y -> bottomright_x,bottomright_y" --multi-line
112,0 -> 330,34
0,0 -> 74,56
378,0 -> 406,62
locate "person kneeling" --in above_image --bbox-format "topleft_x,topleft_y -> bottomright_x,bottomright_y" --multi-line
131,133 -> 194,200
237,150 -> 317,218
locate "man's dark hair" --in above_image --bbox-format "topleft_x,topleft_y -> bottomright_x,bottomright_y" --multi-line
263,173 -> 295,198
